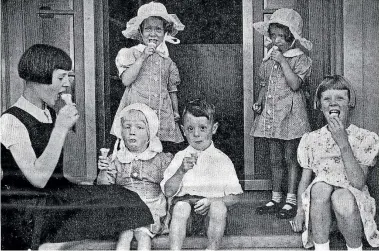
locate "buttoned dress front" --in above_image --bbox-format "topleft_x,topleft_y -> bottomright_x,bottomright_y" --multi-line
297,125 -> 379,248
97,152 -> 173,236
115,46 -> 184,143
251,52 -> 312,140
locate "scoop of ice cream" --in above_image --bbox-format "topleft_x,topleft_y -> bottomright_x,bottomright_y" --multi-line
61,93 -> 73,105
100,148 -> 110,158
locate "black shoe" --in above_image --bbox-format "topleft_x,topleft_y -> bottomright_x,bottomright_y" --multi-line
276,203 -> 297,219
256,200 -> 281,215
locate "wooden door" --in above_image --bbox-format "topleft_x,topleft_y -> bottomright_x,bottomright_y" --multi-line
1,0 -> 97,183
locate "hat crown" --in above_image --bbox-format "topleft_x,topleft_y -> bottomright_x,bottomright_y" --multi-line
270,8 -> 303,36
137,2 -> 169,18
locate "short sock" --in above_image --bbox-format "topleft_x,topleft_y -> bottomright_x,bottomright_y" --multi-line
282,193 -> 296,208
314,240 -> 330,251
271,191 -> 282,203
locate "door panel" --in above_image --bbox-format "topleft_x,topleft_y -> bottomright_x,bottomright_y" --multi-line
2,0 -> 88,181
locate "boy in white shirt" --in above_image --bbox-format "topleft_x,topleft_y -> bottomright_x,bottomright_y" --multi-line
161,99 -> 243,250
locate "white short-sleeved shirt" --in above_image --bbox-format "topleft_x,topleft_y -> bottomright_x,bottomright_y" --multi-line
160,142 -> 243,198
0,96 -> 52,149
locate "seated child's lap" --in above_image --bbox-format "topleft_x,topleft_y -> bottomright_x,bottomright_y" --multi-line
170,194 -> 208,236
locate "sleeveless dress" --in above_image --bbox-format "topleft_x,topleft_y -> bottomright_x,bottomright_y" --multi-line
1,107 -> 153,250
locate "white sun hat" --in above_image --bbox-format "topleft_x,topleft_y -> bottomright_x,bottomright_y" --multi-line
122,2 -> 185,41
253,8 -> 312,51
111,103 -> 163,162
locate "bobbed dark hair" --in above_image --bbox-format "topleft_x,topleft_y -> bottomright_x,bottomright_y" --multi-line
268,23 -> 295,44
18,44 -> 72,85
182,99 -> 216,124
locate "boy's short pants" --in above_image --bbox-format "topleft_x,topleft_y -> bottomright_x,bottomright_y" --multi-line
170,194 -> 208,236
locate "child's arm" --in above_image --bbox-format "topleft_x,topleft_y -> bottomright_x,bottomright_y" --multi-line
328,116 -> 368,189
291,168 -> 313,232
252,85 -> 267,114
96,156 -> 116,185
271,50 -> 301,91
163,156 -> 196,197
169,91 -> 180,121
119,44 -> 156,87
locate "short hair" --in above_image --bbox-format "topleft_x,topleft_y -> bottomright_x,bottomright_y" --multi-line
268,23 -> 295,44
139,16 -> 173,34
314,75 -> 356,109
18,44 -> 72,85
182,99 -> 216,124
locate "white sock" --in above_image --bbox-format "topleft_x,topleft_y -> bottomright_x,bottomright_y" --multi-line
346,243 -> 362,251
314,240 -> 330,251
266,191 -> 282,206
272,191 -> 282,203
283,193 -> 297,210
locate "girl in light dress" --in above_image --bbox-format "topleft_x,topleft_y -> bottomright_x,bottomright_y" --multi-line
291,75 -> 379,251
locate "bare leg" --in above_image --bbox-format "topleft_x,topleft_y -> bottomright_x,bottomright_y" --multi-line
135,230 -> 152,250
332,189 -> 363,249
270,139 -> 284,193
170,201 -> 191,251
310,182 -> 334,244
284,139 -> 300,194
116,230 -> 133,251
206,201 -> 228,250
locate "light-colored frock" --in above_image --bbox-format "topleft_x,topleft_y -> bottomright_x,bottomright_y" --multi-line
297,124 -> 379,248
251,50 -> 312,140
114,46 -> 184,143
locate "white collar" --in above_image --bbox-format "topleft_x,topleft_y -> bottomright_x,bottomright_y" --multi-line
13,96 -> 52,123
114,140 -> 158,163
263,48 -> 304,61
185,142 -> 216,156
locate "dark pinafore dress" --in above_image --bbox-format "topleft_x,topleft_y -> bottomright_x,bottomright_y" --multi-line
1,107 -> 153,250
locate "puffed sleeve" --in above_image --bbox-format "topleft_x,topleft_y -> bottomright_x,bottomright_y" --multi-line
293,55 -> 312,81
297,132 -> 313,170
167,60 -> 180,92
355,130 -> 379,167
0,114 -> 31,149
115,48 -> 138,77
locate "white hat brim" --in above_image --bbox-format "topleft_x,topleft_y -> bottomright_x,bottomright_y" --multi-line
253,21 -> 312,51
122,14 -> 185,41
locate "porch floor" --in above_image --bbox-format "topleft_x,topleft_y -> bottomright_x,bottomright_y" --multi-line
39,191 -> 357,250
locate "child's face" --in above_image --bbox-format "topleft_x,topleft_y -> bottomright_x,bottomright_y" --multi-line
141,17 -> 165,46
121,110 -> 149,153
320,89 -> 350,125
181,113 -> 218,151
269,26 -> 291,52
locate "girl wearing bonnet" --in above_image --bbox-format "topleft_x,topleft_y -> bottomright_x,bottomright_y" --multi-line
112,2 -> 185,153
97,103 -> 173,250
251,8 -> 313,219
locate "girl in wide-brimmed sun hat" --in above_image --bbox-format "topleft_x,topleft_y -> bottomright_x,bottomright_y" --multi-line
112,2 -> 185,154
251,8 -> 313,220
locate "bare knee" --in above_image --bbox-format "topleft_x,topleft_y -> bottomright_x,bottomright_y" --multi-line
331,189 -> 358,217
208,201 -> 227,221
172,201 -> 191,220
310,182 -> 333,203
